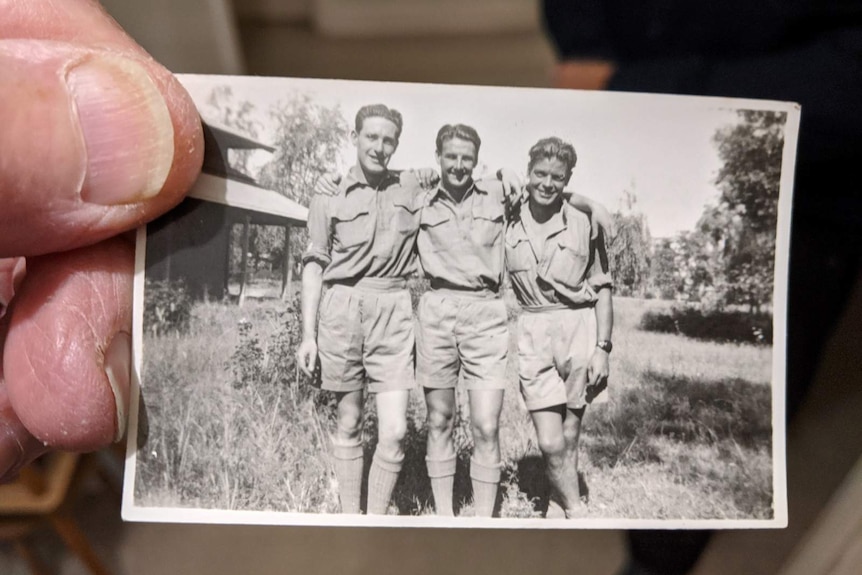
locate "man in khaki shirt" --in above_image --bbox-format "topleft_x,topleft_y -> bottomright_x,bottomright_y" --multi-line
416,124 -> 510,517
298,104 -> 424,515
505,136 -> 614,518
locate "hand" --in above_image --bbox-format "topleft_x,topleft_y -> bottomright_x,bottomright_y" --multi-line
497,168 -> 525,208
314,172 -> 341,196
553,60 -> 616,91
586,348 -> 610,389
405,168 -> 439,190
589,201 -> 616,240
296,338 -> 319,378
1,0 -> 203,482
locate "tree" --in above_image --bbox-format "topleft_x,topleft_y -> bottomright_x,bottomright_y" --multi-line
204,86 -> 262,175
256,94 -> 350,272
608,189 -> 652,297
709,110 -> 786,311
258,94 -> 349,207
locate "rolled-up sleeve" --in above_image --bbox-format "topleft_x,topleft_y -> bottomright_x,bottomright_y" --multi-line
302,193 -> 332,269
587,229 -> 614,291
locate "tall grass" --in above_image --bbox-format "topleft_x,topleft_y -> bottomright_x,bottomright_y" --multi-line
135,293 -> 774,519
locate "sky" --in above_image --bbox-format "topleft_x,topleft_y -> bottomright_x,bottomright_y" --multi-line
182,75 -> 796,239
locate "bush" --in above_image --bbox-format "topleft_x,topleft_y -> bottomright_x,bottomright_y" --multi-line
638,306 -> 772,344
144,279 -> 193,335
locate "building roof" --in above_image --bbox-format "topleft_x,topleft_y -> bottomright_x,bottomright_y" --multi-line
189,173 -> 308,226
202,122 -> 276,152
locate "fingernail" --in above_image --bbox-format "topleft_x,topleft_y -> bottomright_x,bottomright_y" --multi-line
104,331 -> 132,443
67,55 -> 174,205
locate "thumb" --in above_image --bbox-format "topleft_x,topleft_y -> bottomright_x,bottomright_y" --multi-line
0,40 -> 203,258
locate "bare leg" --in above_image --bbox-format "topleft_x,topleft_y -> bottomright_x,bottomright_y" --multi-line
531,405 -> 580,515
468,389 -> 504,517
561,406 -> 586,517
424,387 -> 457,515
367,389 -> 409,514
332,389 -> 364,513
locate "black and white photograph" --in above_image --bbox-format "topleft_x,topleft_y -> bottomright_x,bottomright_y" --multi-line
123,74 -> 797,529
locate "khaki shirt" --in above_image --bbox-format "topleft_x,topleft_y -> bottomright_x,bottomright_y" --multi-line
505,202 -> 613,309
417,179 -> 506,291
302,166 -> 424,284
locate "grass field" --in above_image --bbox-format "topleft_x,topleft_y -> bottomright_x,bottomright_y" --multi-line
135,291 -> 774,520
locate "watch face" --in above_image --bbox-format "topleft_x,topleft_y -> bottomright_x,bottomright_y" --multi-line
598,340 -> 613,353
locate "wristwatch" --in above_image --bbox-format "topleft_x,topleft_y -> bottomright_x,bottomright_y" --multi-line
596,340 -> 613,354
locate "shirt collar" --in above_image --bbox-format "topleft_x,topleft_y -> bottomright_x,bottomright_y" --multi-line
515,200 -> 568,239
430,179 -> 483,204
342,165 -> 400,194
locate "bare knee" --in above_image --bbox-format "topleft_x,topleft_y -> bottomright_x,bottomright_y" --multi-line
377,417 -> 408,450
562,410 -> 584,448
335,408 -> 363,443
427,406 -> 455,436
537,432 -> 567,460
471,417 -> 500,448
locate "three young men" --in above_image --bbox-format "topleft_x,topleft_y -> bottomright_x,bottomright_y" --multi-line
300,104 -> 612,517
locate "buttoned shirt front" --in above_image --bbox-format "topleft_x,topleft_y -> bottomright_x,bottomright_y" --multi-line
416,179 -> 506,292
505,201 -> 613,309
302,166 -> 424,283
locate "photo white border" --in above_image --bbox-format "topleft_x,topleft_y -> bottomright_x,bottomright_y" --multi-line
124,74 -> 797,529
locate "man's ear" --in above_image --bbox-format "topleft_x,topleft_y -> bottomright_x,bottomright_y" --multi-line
350,130 -> 358,146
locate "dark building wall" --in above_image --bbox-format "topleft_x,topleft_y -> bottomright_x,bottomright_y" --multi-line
146,198 -> 231,300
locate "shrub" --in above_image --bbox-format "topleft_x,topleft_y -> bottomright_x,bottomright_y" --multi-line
144,279 -> 193,335
638,306 -> 773,344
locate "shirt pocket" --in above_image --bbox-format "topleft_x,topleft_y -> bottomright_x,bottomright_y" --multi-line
391,193 -> 422,235
505,234 -> 533,273
419,209 -> 452,253
545,241 -> 590,287
332,205 -> 371,251
472,199 -> 505,247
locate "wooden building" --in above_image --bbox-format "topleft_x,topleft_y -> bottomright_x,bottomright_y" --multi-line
145,123 -> 308,304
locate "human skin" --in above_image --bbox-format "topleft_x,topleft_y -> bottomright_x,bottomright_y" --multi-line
297,114 -> 408,463
423,136 -> 505,505
0,0 -> 203,482
524,155 -> 613,516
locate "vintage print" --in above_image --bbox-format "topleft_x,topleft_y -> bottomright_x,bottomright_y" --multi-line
123,74 -> 797,529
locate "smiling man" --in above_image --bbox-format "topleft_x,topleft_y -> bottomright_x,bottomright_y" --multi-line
298,104 -> 423,515
416,124 -> 510,517
505,136 -> 614,518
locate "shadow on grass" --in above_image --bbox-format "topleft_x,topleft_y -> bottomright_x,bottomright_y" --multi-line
511,456 -> 589,515
585,370 -> 772,469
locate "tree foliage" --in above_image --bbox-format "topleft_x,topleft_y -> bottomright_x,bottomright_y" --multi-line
608,190 -> 651,297
204,88 -> 350,279
708,110 -> 786,310
258,94 -> 349,208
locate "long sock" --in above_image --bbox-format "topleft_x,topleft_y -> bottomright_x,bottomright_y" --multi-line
426,456 -> 456,516
367,450 -> 403,515
331,441 -> 363,514
470,457 -> 501,518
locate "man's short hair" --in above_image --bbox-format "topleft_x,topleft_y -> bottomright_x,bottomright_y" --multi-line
435,123 -> 482,154
355,104 -> 403,140
528,137 -> 578,175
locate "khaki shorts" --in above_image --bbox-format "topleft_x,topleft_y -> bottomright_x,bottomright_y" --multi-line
517,306 -> 607,411
416,289 -> 509,390
317,279 -> 415,393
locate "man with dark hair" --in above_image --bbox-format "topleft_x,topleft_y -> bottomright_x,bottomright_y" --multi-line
298,103 -> 422,515
417,123 -> 509,516
505,136 -> 613,518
